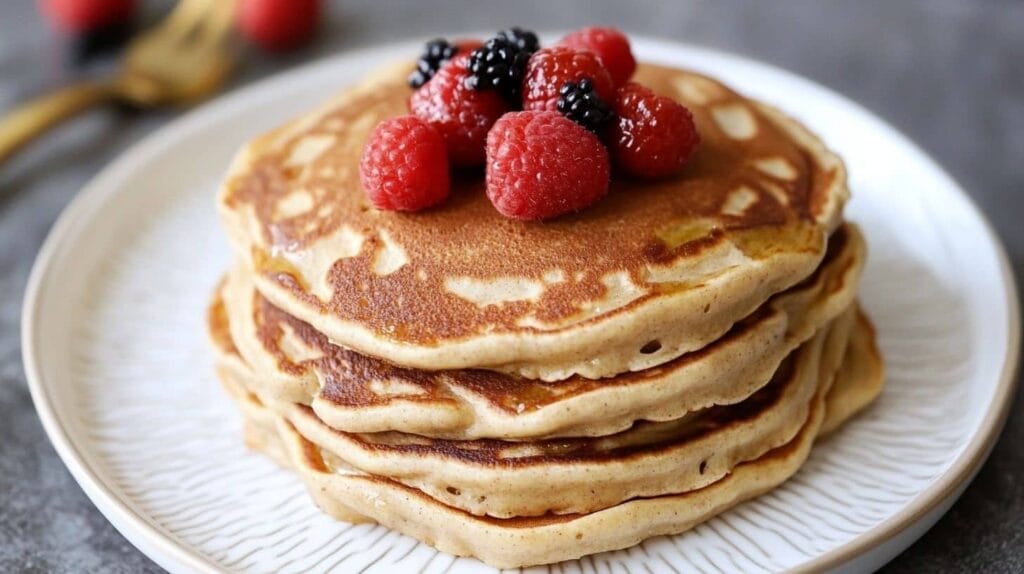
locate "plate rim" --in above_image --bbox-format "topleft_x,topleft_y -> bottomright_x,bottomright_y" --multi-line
20,34 -> 1021,573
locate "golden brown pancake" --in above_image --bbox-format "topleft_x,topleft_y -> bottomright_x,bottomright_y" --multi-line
209,56 -> 884,569
211,303 -> 854,517
216,223 -> 865,440
217,309 -> 882,569
821,307 -> 885,435
218,62 -> 848,380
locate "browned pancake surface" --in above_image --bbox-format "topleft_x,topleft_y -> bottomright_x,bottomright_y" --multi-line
224,63 -> 840,345
237,227 -> 848,413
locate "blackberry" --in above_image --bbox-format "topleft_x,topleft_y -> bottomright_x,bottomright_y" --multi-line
408,38 -> 458,89
466,27 -> 539,102
465,37 -> 530,101
557,79 -> 614,133
496,27 -> 540,55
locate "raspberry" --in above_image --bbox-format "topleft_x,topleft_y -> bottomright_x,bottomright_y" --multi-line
409,54 -> 509,166
559,27 -> 636,87
236,0 -> 320,52
486,111 -> 610,220
41,0 -> 135,33
521,47 -> 615,112
359,116 -> 450,211
454,38 -> 484,53
609,83 -> 700,178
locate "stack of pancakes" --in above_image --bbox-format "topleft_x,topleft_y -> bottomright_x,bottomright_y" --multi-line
208,61 -> 884,568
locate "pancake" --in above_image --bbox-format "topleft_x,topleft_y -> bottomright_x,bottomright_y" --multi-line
216,223 -> 865,440
212,306 -> 854,517
821,306 -> 884,435
218,62 -> 849,381
220,310 -> 882,569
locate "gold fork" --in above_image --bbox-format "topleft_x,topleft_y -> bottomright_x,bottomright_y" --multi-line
0,0 -> 235,165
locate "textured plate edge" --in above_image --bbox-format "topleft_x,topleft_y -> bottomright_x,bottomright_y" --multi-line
19,34 -> 1022,574
788,102 -> 1022,573
20,183 -> 221,573
800,228 -> 1020,573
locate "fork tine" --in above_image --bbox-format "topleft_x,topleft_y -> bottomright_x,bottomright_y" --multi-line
194,0 -> 237,49
150,0 -> 211,44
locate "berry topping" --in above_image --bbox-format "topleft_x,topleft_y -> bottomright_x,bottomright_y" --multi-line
496,27 -> 540,55
409,54 -> 509,166
237,0 -> 320,52
359,116 -> 450,211
454,38 -> 484,53
408,38 -> 458,89
559,27 -> 636,87
521,47 -> 615,112
609,82 -> 700,178
557,78 -> 614,133
41,0 -> 135,33
485,111 -> 610,220
466,37 -> 532,102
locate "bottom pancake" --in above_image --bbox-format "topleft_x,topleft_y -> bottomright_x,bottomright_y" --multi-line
821,310 -> 884,435
216,310 -> 883,569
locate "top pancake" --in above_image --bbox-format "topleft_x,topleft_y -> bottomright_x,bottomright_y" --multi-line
219,61 -> 848,380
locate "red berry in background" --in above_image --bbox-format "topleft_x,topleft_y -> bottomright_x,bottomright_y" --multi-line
40,0 -> 135,33
409,54 -> 509,167
359,116 -> 450,212
559,27 -> 636,87
609,82 -> 700,179
237,0 -> 321,52
521,47 -> 616,112
486,111 -> 611,220
454,39 -> 484,54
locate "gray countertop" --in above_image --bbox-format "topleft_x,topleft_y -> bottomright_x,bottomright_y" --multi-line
1,1 -> 1021,572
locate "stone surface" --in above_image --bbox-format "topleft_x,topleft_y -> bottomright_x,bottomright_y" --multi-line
1,1 -> 1021,572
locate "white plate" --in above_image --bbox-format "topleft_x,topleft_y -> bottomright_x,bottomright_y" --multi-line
23,37 -> 1020,573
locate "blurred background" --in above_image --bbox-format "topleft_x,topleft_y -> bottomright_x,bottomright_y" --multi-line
1,1 -> 1021,572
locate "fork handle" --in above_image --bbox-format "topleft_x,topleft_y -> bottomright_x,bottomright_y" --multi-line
0,81 -> 114,165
